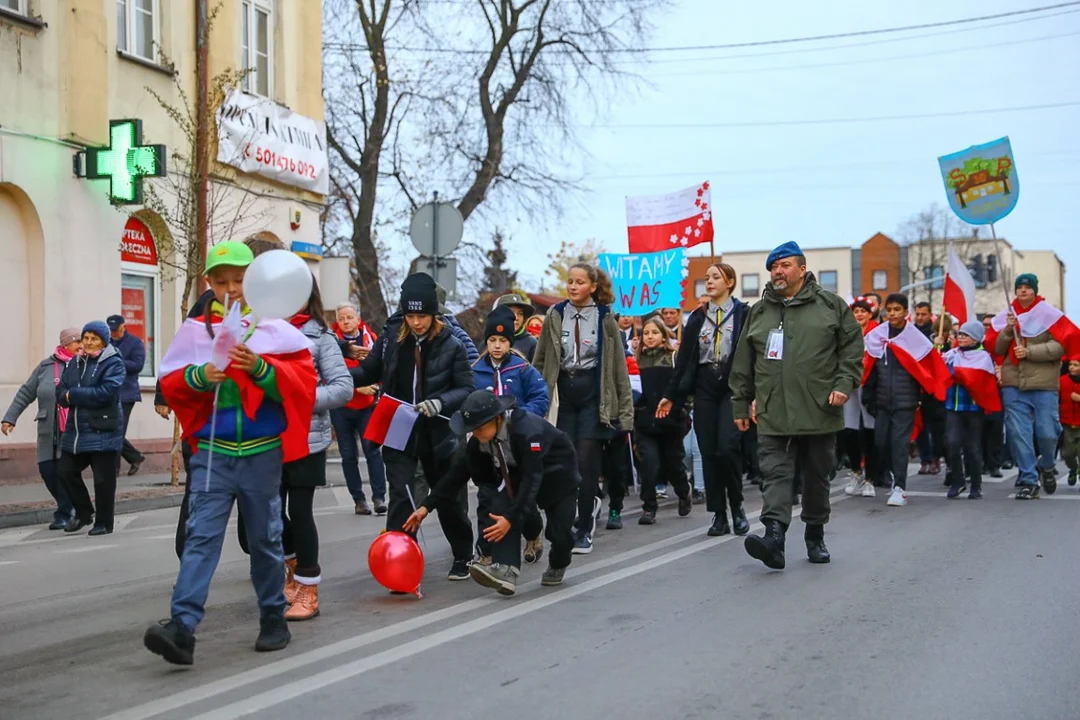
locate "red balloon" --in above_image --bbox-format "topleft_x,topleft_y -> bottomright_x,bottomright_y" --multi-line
368,531 -> 425,594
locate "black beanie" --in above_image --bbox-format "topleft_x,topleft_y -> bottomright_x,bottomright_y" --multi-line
399,273 -> 439,316
485,306 -> 517,344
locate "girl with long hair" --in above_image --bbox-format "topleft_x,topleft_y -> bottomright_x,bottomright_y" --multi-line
533,263 -> 633,555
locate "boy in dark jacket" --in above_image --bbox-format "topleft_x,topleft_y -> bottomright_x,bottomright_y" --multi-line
863,294 -> 947,508
405,390 -> 580,595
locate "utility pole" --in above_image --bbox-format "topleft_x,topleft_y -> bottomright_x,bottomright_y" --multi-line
194,0 -> 210,292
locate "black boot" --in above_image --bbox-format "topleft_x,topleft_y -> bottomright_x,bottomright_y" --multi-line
144,619 -> 196,665
731,506 -> 750,536
707,513 -> 730,537
255,613 -> 291,652
804,524 -> 831,564
744,519 -> 786,570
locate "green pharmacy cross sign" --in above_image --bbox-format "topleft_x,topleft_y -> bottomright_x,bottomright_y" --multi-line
75,119 -> 167,205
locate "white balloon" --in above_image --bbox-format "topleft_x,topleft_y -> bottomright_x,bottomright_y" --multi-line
243,250 -> 314,319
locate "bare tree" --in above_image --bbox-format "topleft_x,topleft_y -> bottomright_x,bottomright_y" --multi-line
545,238 -> 605,296
896,204 -> 979,310
324,0 -> 663,326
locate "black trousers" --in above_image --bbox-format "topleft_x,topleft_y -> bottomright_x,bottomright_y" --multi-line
916,397 -> 946,464
758,434 -> 835,528
489,490 -> 576,571
694,387 -> 744,515
383,446 -> 473,562
37,459 -> 74,521
118,401 -> 144,470
175,442 -> 249,559
636,428 -> 690,512
841,427 -> 879,484
603,433 -> 634,513
58,450 -> 118,529
875,408 -> 916,490
982,412 -> 1005,471
476,486 -> 543,557
946,411 -> 984,489
281,451 -> 326,577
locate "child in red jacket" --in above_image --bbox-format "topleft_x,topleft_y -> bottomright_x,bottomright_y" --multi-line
1061,358 -> 1080,487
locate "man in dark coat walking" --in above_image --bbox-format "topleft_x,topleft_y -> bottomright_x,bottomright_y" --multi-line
108,315 -> 146,475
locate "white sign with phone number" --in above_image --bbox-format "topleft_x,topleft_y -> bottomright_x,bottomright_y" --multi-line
216,87 -> 329,195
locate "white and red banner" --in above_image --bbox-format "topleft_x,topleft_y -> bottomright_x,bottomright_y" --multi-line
943,245 -> 976,325
160,316 -> 313,376
989,297 -> 1080,359
943,347 -> 1002,412
862,322 -> 949,400
363,395 -> 419,451
626,181 -> 713,254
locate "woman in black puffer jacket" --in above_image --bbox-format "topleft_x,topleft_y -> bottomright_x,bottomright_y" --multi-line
634,316 -> 693,525
56,322 -> 126,536
350,274 -> 476,582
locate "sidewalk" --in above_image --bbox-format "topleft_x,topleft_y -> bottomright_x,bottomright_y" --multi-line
0,458 -> 358,529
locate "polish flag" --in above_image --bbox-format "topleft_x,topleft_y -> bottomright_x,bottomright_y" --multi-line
943,347 -> 1002,413
943,245 -> 976,325
862,322 -> 950,401
989,296 -> 1080,360
363,395 -> 419,452
626,182 -> 713,253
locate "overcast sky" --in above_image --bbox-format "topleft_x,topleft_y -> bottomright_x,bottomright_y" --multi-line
460,0 -> 1080,314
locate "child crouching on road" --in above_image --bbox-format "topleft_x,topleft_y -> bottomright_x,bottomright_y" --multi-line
405,390 -> 580,596
144,241 -> 317,666
471,306 -> 550,565
942,321 -> 1003,500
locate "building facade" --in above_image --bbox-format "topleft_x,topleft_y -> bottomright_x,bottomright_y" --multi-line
0,1 -> 329,479
681,234 -> 1066,317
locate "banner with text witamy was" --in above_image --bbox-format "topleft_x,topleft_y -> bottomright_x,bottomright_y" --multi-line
597,249 -> 689,316
625,182 -> 713,254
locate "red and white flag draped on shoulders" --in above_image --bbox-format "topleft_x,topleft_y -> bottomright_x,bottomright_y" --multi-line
942,347 -> 1002,413
862,322 -> 950,400
987,296 -> 1080,362
159,310 -> 318,462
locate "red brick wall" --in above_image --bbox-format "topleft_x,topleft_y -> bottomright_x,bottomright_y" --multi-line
860,233 -> 901,296
682,256 -> 716,311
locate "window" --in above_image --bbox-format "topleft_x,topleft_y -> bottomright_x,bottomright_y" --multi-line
1,0 -> 27,15
872,270 -> 888,291
694,279 -> 706,298
741,273 -> 760,299
819,270 -> 838,293
926,265 -> 945,290
121,273 -> 157,378
242,0 -> 273,97
118,0 -> 158,61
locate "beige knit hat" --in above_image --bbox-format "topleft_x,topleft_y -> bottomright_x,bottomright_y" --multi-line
59,327 -> 81,346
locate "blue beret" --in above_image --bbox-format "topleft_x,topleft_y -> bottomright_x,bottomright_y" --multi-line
766,241 -> 804,270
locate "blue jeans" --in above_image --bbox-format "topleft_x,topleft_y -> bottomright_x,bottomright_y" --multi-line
331,406 -> 387,503
683,420 -> 704,491
171,448 -> 286,632
1001,387 -> 1061,486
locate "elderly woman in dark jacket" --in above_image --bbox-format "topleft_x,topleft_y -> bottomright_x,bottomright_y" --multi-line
56,321 -> 126,536
2,328 -> 83,529
351,273 -> 476,582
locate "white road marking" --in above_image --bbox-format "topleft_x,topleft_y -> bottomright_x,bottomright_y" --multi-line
0,560 -> 20,566
148,534 -> 178,540
905,491 -> 950,498
101,490 -> 849,720
56,544 -> 120,554
0,529 -> 39,548
331,486 -> 354,509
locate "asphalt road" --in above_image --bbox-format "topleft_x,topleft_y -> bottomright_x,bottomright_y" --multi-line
1,465 -> 1077,720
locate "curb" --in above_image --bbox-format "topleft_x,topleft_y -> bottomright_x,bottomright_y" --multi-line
0,492 -> 185,530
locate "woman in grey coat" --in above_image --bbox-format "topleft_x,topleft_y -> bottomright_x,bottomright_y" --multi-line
2,328 -> 83,529
281,280 -> 353,622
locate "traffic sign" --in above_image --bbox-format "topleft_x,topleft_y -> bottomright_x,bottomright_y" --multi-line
409,201 -> 463,257
415,255 -> 458,297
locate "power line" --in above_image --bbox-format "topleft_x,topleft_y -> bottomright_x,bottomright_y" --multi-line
323,1 -> 1080,55
583,100 -> 1080,130
645,29 -> 1080,78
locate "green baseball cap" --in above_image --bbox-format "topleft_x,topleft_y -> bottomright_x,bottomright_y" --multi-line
205,241 -> 254,273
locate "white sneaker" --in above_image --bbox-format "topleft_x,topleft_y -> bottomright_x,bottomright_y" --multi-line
860,480 -> 876,498
887,487 -> 907,507
844,477 -> 861,496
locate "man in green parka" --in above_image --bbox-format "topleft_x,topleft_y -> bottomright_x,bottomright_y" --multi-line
730,242 -> 864,570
